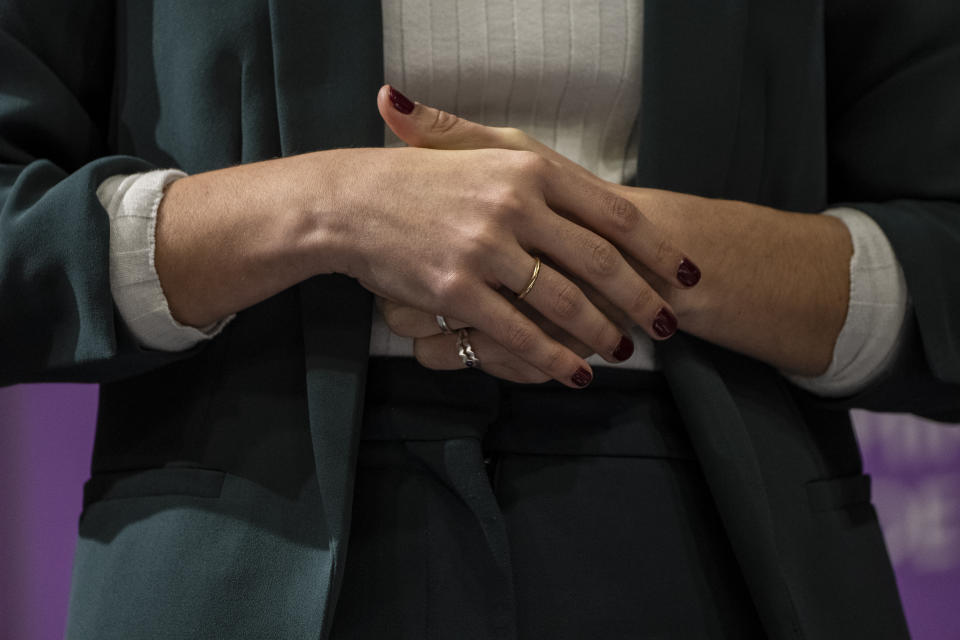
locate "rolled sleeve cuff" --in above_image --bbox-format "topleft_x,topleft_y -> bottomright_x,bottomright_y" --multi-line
785,207 -> 910,397
99,169 -> 234,352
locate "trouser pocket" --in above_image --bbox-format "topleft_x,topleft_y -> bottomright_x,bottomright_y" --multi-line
68,468 -> 330,640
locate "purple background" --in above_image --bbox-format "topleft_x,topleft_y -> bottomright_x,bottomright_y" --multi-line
1,385 -> 958,640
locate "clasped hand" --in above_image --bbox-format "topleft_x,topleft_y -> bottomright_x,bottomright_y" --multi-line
366,85 -> 701,387
157,87 -> 848,381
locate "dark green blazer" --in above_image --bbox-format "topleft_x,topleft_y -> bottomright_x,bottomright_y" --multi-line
1,1 -> 958,638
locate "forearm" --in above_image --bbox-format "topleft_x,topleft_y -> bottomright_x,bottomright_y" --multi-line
155,153 -> 343,327
154,131 -> 686,389
619,188 -> 852,375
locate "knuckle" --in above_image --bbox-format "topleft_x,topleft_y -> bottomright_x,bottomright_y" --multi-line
499,127 -> 529,149
593,322 -> 614,351
512,149 -> 550,175
602,191 -> 639,233
432,272 -> 472,304
430,108 -> 461,136
464,225 -> 503,258
490,185 -> 526,217
504,323 -> 537,354
588,239 -> 620,276
551,282 -> 581,320
629,287 -> 653,316
542,346 -> 566,374
655,238 -> 673,263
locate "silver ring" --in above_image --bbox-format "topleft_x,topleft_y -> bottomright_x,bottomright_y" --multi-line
457,328 -> 480,369
436,314 -> 453,335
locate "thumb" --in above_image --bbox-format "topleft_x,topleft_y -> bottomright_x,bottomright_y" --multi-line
375,85 -> 605,188
377,84 -> 529,151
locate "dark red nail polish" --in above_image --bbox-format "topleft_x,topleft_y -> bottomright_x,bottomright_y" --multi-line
677,258 -> 701,287
388,86 -> 415,114
612,335 -> 634,361
652,307 -> 678,338
571,367 -> 593,388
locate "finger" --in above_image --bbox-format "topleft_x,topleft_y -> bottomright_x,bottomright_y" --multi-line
495,255 -> 635,362
379,298 -> 469,338
413,331 -> 551,384
518,203 -> 680,341
570,274 -> 638,335
375,85 -> 695,290
451,284 -> 595,388
542,168 -> 702,290
376,85 -> 601,186
413,309 -> 596,382
381,291 -> 596,359
512,298 -> 596,359
378,84 -> 509,151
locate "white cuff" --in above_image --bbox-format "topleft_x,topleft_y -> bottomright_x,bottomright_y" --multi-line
99,169 -> 234,352
785,207 -> 910,397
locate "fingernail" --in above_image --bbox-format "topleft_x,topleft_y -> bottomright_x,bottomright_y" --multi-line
652,307 -> 678,338
677,258 -> 701,287
571,367 -> 593,388
612,335 -> 635,361
388,86 -> 415,114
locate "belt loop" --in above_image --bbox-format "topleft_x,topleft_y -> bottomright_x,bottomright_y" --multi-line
405,438 -> 517,640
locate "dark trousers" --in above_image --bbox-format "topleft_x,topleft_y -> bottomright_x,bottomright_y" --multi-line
331,358 -> 764,639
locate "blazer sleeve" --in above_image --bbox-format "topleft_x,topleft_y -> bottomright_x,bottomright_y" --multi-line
0,1 -> 198,385
795,0 -> 960,421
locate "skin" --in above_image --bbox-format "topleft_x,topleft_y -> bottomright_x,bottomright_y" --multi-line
375,87 -> 853,380
155,84 -> 850,386
154,87 -> 699,389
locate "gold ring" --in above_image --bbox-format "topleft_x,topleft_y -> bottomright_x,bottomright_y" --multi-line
516,256 -> 542,300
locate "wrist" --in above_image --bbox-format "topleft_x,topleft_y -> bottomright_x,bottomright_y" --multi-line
673,201 -> 850,374
155,156 -> 337,327
615,185 -> 719,324
293,148 -> 382,281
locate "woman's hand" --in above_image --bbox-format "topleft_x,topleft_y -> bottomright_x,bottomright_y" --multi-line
154,85 -> 701,388
377,295 -> 603,384
610,188 -> 852,376
378,87 -> 852,378
378,268 -> 640,384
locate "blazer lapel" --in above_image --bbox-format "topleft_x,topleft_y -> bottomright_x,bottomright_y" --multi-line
659,336 -> 804,639
642,2 -> 804,637
636,0 -> 748,197
268,1 -> 385,154
267,2 -> 383,637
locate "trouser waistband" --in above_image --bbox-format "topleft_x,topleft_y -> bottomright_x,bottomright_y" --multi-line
361,357 -> 694,460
